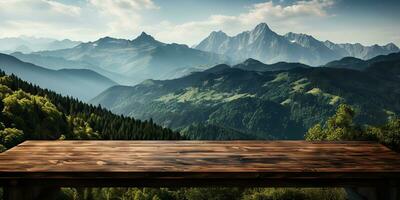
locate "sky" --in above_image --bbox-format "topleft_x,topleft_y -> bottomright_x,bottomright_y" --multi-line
0,0 -> 399,46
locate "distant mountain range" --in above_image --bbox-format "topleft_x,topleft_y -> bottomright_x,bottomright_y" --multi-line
9,51 -> 132,85
9,23 -> 399,86
0,36 -> 81,54
195,23 -> 399,66
14,32 -> 229,85
0,53 -> 116,101
91,52 -> 400,139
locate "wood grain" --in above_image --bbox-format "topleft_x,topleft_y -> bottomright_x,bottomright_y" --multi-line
0,140 -> 399,187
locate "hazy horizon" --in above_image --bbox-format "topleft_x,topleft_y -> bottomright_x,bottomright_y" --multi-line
0,0 -> 399,46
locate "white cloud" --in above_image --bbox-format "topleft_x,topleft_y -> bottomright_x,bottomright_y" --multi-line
89,0 -> 158,11
0,0 -> 81,20
88,0 -> 158,37
0,0 -> 88,40
241,0 -> 334,22
0,0 -> 397,47
152,0 -> 335,45
0,0 -> 159,41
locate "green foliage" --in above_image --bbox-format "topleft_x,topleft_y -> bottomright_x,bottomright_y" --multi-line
181,123 -> 258,140
57,187 -> 346,200
0,144 -> 7,153
0,84 -> 12,99
365,117 -> 400,151
305,104 -> 373,141
60,188 -> 185,200
243,188 -> 306,200
306,104 -> 400,152
2,89 -> 67,140
129,188 -> 178,200
67,116 -> 99,140
184,187 -> 243,200
242,188 -> 346,200
0,128 -> 24,148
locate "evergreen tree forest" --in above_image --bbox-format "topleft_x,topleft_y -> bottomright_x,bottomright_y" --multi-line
0,71 -> 183,152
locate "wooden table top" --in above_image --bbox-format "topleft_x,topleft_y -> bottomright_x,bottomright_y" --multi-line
0,140 -> 400,186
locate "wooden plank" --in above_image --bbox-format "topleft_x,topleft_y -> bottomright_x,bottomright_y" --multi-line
0,140 -> 399,188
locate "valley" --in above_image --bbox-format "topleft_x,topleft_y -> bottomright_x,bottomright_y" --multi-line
91,52 -> 400,139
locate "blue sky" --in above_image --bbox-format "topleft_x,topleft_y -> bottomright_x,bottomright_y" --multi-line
0,0 -> 399,46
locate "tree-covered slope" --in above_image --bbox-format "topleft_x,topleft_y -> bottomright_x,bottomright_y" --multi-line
233,58 -> 310,72
91,54 -> 400,140
0,71 -> 182,151
324,52 -> 400,70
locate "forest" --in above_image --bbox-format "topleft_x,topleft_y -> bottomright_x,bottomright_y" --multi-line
0,71 -> 182,152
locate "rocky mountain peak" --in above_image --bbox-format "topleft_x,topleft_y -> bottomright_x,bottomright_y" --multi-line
242,58 -> 263,65
253,23 -> 271,32
133,32 -> 156,42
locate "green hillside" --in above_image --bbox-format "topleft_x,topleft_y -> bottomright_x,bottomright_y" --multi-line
91,53 -> 400,140
0,71 -> 182,151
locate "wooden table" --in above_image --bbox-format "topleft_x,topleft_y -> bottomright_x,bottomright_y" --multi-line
0,140 -> 400,200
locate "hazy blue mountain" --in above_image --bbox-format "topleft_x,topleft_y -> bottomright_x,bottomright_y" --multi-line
0,36 -> 81,53
323,41 -> 398,60
0,53 -> 116,101
284,32 -> 341,63
10,52 -> 132,85
195,23 -> 399,66
26,32 -> 229,85
195,23 -> 320,65
234,58 -> 310,72
91,53 -> 400,139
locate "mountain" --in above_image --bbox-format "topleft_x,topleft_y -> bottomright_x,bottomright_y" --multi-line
324,52 -> 400,70
10,52 -> 133,85
195,23 -> 322,66
0,53 -> 117,101
323,41 -> 399,60
324,57 -> 367,70
234,58 -> 310,72
22,32 -> 229,85
195,23 -> 399,66
0,36 -> 81,53
284,32 -> 340,64
91,53 -> 400,139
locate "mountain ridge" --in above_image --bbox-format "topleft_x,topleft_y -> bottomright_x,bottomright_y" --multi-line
16,33 -> 230,85
0,53 -> 117,101
0,36 -> 81,54
195,23 -> 399,66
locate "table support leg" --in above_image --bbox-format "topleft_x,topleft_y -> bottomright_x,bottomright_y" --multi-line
4,186 -> 36,200
3,186 -> 60,200
346,187 -> 398,200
